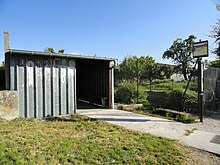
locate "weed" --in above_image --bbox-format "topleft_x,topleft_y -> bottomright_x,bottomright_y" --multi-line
184,128 -> 197,136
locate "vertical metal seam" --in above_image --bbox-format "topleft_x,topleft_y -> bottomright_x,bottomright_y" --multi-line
24,57 -> 27,118
51,58 -> 54,116
14,55 -> 17,90
59,62 -> 61,115
108,62 -> 111,109
33,57 -> 37,118
42,58 -> 46,117
66,60 -> 69,114
16,56 -> 19,115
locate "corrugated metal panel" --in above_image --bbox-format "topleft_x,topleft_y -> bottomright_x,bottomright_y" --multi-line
9,54 -> 76,118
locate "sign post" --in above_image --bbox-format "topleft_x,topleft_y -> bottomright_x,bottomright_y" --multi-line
193,40 -> 208,122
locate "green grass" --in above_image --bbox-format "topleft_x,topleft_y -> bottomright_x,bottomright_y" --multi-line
141,79 -> 197,92
0,115 -> 186,164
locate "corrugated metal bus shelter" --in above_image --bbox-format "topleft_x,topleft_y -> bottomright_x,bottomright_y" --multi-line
5,49 -> 114,118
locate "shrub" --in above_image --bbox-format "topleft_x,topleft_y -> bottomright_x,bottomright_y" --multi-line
184,81 -> 198,92
114,81 -> 148,105
164,88 -> 197,113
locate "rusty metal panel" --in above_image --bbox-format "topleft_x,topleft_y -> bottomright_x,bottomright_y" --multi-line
8,54 -> 76,118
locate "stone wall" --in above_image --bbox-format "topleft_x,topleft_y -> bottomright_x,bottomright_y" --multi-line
0,90 -> 18,120
204,67 -> 220,112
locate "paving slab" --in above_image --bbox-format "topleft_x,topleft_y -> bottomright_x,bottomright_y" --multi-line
78,109 -> 220,155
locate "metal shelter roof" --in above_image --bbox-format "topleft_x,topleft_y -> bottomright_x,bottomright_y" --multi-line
6,49 -> 115,61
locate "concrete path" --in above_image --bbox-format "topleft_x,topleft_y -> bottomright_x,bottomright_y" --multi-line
78,109 -> 220,155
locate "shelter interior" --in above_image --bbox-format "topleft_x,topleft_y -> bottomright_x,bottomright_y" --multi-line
76,59 -> 111,109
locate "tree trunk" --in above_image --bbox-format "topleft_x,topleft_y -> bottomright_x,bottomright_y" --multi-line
182,65 -> 188,80
183,72 -> 188,80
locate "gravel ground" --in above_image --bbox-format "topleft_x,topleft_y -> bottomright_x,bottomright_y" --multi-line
190,117 -> 220,134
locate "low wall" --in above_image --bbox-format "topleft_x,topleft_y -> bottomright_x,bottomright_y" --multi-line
0,90 -> 18,120
147,91 -> 167,108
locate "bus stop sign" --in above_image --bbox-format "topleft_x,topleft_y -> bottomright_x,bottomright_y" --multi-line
193,40 -> 208,58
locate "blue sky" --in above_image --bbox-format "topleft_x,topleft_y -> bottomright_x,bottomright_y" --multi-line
0,0 -> 219,63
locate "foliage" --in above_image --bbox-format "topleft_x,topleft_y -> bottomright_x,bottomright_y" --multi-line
165,88 -> 197,113
118,56 -> 154,81
158,64 -> 173,79
216,0 -> 220,10
116,55 -> 158,102
0,65 -> 4,71
116,55 -> 167,93
163,35 -> 196,80
142,63 -> 160,91
45,47 -> 55,53
114,81 -> 148,104
0,61 -> 5,71
58,49 -> 65,54
44,47 -> 65,54
188,81 -> 198,92
210,20 -> 220,56
210,58 -> 220,68
117,56 -> 173,83
0,117 -> 186,164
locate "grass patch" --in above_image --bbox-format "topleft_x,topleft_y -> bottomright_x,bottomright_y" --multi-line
141,79 -> 197,92
184,128 -> 197,136
0,115 -> 186,164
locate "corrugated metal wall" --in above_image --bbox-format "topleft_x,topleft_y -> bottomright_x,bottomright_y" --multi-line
9,54 -> 76,118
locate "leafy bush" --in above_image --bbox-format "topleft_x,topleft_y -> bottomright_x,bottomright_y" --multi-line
164,88 -> 197,113
183,81 -> 198,92
114,81 -> 148,105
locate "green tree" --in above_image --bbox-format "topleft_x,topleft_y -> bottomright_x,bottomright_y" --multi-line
210,20 -> 220,56
158,64 -> 173,79
117,55 -> 157,102
210,58 -> 220,68
118,56 -> 146,103
142,63 -> 160,91
163,35 -> 196,80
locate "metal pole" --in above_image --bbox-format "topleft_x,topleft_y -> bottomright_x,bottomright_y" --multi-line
198,58 -> 203,122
